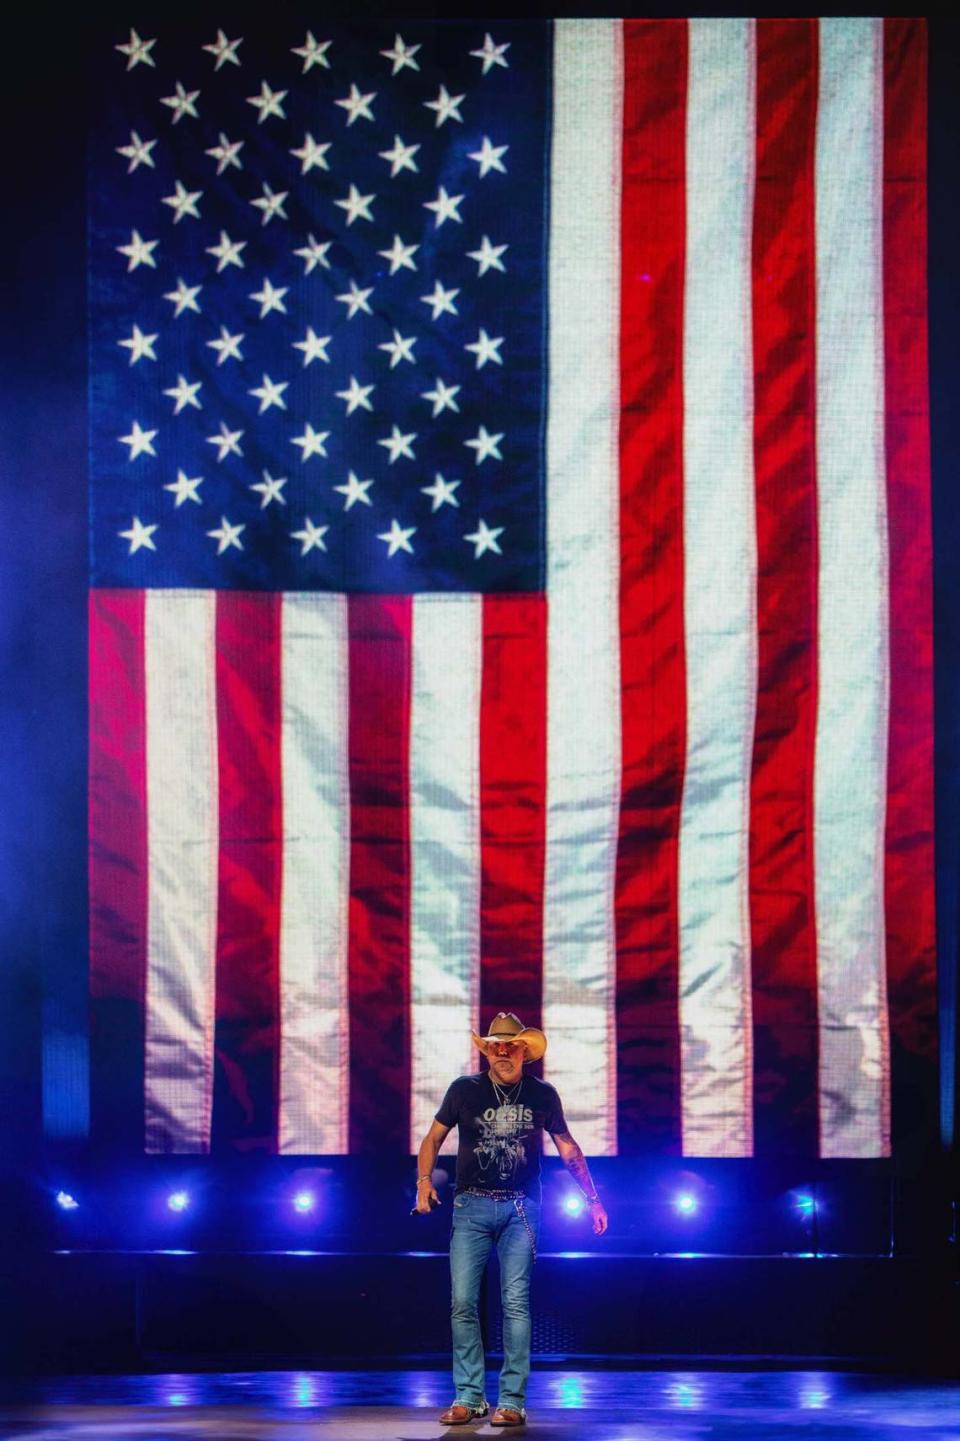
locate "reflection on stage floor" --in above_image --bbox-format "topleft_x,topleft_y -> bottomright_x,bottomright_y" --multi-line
0,1369 -> 958,1440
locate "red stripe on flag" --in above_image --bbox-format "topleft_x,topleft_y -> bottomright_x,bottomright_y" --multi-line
479,595 -> 547,1039
749,18 -> 820,1154
615,18 -> 687,1151
347,596 -> 412,1150
883,18 -> 938,1130
212,593 -> 283,1151
88,589 -> 147,1146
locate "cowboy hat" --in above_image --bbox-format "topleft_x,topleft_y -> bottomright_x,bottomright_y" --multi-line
472,1011 -> 547,1063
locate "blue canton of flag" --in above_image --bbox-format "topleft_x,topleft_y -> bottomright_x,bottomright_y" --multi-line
90,20 -> 550,592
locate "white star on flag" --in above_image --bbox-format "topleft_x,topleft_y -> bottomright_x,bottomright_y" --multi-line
380,34 -> 421,74
379,330 -> 417,368
248,374 -> 289,414
116,28 -> 156,71
163,278 -> 202,317
163,374 -> 203,413
206,326 -> 244,365
468,136 -> 509,177
378,426 -> 417,463
465,328 -> 504,369
422,473 -> 461,510
421,378 -> 461,416
335,472 -> 374,510
206,230 -> 246,272
336,281 -> 374,318
206,422 -> 244,462
118,421 -> 157,460
335,83 -> 376,125
291,424 -> 330,461
165,470 -> 203,507
293,235 -> 333,273
118,324 -> 158,365
203,30 -> 242,70
205,133 -> 244,173
470,33 -> 510,74
250,471 -> 288,508
251,183 -> 289,225
249,278 -> 288,317
291,518 -> 330,555
207,517 -> 245,554
378,234 -> 419,274
420,282 -> 460,320
292,32 -> 331,72
160,81 -> 200,123
290,134 -> 331,174
117,230 -> 158,272
465,425 -> 504,464
379,135 -> 420,177
336,376 -> 375,414
335,184 -> 376,226
246,80 -> 287,124
161,181 -> 203,223
464,518 -> 505,557
377,519 -> 416,556
116,130 -> 156,173
467,235 -> 508,275
292,327 -> 332,366
424,84 -> 465,127
119,516 -> 158,552
424,186 -> 464,227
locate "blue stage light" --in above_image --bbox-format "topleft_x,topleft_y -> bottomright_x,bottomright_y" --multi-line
674,1192 -> 698,1215
55,1190 -> 79,1211
562,1193 -> 585,1216
795,1192 -> 817,1215
292,1190 -> 316,1214
558,1376 -> 584,1407
167,1190 -> 190,1213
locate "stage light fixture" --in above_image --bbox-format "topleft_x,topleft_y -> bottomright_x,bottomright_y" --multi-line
562,1193 -> 585,1216
674,1192 -> 698,1215
55,1190 -> 79,1211
167,1190 -> 190,1213
292,1190 -> 316,1214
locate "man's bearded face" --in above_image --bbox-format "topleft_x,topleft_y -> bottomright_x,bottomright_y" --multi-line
489,1039 -> 524,1085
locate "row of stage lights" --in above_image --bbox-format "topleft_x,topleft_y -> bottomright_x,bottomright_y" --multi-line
54,1187 -> 820,1219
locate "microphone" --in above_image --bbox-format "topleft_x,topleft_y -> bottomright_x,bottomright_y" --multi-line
409,1194 -> 441,1217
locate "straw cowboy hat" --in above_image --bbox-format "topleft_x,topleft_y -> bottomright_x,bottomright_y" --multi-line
472,1011 -> 547,1063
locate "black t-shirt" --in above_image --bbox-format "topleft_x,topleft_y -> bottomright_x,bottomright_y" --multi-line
435,1071 -> 567,1202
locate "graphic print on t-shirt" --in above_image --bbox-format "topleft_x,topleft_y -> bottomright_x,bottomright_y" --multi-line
474,1103 -> 535,1183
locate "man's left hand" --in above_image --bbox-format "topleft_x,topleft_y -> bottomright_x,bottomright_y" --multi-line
589,1199 -> 608,1236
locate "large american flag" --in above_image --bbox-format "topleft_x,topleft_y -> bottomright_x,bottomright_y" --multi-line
88,17 -> 936,1158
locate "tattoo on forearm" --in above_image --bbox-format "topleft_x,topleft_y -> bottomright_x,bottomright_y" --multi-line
556,1133 -> 597,1198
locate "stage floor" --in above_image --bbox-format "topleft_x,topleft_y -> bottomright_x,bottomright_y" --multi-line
0,1370 -> 957,1440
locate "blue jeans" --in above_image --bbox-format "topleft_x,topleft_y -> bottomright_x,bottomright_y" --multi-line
449,1191 -> 540,1412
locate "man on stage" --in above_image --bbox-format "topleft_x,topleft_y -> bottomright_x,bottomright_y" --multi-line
415,1012 -> 608,1427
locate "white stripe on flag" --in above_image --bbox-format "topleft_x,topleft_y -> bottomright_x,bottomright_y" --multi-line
144,590 -> 218,1153
278,594 -> 350,1155
409,596 -> 482,1155
543,17 -> 622,1156
814,16 -> 890,1159
678,17 -> 757,1158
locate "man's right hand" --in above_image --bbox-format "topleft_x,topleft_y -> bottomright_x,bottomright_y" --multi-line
415,1179 -> 440,1214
